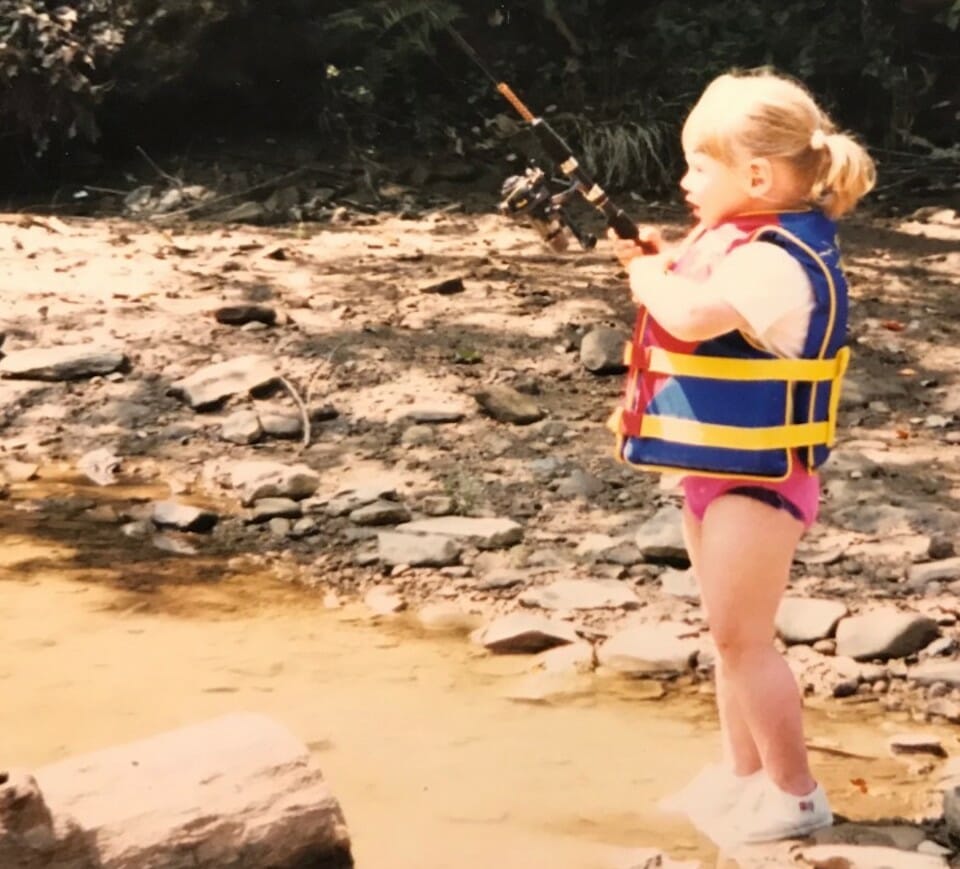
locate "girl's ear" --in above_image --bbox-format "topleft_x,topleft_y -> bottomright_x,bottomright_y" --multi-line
745,157 -> 774,197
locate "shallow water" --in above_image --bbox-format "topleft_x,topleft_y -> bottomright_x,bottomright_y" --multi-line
0,490 -> 953,869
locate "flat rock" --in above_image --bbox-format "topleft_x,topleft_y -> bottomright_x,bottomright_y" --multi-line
221,409 -> 263,444
0,345 -> 127,381
907,557 -> 960,588
15,712 -> 352,869
634,506 -> 688,564
888,733 -> 946,758
835,610 -> 940,661
660,568 -> 700,601
475,569 -> 529,591
777,598 -> 848,645
214,304 -> 277,326
364,588 -> 406,615
479,613 -> 579,654
396,516 -> 523,550
229,460 -> 320,505
473,385 -> 545,425
795,532 -> 858,566
325,482 -> 399,517
519,579 -> 640,611
597,623 -> 699,676
250,498 -> 302,523
419,276 -> 465,295
349,500 -> 412,527
377,531 -> 461,567
2,459 -> 39,482
909,659 -> 960,687
797,844 -> 947,868
151,500 -> 219,533
171,355 -> 280,410
810,822 -> 927,850
259,411 -> 303,439
400,407 -> 466,424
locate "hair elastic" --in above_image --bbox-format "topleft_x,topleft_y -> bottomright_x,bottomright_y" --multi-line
810,129 -> 828,150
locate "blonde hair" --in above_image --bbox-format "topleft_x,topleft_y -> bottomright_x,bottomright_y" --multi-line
682,69 -> 877,219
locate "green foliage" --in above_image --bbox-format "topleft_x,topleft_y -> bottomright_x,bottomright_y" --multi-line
1,0 -> 956,182
553,113 -> 673,191
0,1 -> 127,153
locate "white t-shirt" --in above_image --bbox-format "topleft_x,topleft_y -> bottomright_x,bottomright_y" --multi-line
706,241 -> 815,358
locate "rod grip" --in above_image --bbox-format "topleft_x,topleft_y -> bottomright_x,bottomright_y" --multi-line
607,209 -> 639,241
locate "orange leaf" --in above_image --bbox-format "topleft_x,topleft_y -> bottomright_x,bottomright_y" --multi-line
850,777 -> 869,794
882,320 -> 905,332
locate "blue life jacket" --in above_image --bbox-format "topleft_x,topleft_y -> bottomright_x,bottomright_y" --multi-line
608,211 -> 849,480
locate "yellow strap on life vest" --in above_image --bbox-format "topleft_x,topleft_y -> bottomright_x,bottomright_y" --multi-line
645,347 -> 845,383
639,416 -> 833,449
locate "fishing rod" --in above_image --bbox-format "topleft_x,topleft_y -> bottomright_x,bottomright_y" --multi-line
444,24 -> 655,254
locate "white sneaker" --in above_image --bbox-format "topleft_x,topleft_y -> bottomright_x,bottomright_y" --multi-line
657,763 -> 761,831
714,777 -> 833,846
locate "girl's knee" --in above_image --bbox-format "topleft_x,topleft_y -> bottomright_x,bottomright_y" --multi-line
710,623 -> 770,666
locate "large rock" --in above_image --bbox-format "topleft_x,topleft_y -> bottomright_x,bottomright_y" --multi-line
634,506 -> 688,565
519,579 -> 640,611
597,623 -> 698,676
776,598 -> 848,645
0,712 -> 351,868
151,499 -> 219,533
0,345 -> 127,381
171,355 -> 280,410
909,660 -> 960,687
835,610 -> 940,661
377,531 -> 461,567
396,517 -> 523,550
478,613 -> 579,654
229,460 -> 320,505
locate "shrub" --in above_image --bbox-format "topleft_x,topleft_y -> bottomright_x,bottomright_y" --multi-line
0,1 -> 127,153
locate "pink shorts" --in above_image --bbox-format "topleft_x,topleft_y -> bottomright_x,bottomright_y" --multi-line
681,462 -> 820,529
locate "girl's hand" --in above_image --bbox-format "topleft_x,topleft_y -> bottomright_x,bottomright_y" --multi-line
626,253 -> 672,305
608,225 -> 663,269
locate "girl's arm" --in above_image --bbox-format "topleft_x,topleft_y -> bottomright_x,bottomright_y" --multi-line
627,242 -> 814,346
628,256 -> 749,342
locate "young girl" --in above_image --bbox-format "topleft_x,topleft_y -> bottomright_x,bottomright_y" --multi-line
609,69 -> 875,845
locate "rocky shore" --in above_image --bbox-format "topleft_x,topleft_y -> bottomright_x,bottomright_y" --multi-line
1,198 -> 959,866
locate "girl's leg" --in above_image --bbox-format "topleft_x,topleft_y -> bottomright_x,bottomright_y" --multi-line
696,494 -> 814,796
682,504 -> 761,776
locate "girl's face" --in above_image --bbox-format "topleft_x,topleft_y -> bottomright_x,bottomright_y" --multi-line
679,150 -> 757,227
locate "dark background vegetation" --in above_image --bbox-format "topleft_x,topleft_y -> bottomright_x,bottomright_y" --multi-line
1,0 -> 957,197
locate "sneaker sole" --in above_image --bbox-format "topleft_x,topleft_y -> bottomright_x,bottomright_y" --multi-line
734,811 -> 834,845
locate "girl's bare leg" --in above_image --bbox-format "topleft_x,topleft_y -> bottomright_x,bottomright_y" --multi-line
694,495 -> 815,796
682,504 -> 761,776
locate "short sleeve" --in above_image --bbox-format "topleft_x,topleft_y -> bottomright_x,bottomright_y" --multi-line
707,241 -> 815,357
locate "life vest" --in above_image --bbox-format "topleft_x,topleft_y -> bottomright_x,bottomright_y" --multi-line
607,211 -> 849,481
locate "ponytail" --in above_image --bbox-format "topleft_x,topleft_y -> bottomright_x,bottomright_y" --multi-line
812,130 -> 877,219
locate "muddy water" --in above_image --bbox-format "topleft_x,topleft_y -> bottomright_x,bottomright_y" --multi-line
0,492 -> 953,869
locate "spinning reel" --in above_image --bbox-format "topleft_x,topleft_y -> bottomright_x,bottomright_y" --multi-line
498,164 -> 598,253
